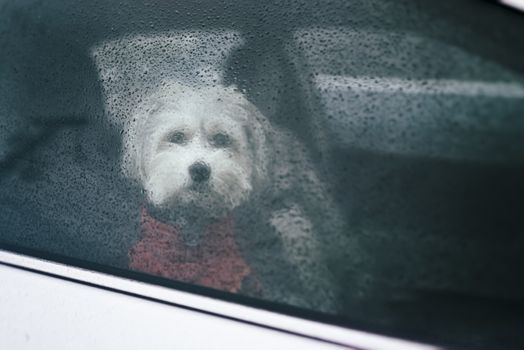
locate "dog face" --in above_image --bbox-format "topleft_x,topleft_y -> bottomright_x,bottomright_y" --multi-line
124,84 -> 269,219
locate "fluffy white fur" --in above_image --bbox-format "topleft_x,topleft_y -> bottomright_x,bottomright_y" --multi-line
123,83 -> 269,218
123,81 -> 342,311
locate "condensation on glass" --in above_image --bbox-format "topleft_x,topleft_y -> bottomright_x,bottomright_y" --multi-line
1,0 -> 524,346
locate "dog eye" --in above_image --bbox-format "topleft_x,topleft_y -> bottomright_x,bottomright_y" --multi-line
210,133 -> 231,147
167,131 -> 186,144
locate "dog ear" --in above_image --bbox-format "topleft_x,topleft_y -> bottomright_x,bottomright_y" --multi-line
121,90 -> 171,183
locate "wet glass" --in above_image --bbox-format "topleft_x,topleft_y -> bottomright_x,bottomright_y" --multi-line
1,0 -> 524,348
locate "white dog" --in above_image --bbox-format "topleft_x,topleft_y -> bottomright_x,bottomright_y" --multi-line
124,81 -> 345,312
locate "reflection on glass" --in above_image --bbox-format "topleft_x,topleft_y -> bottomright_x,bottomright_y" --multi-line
1,1 -> 524,347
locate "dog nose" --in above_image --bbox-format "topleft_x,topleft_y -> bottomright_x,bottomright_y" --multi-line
189,162 -> 211,182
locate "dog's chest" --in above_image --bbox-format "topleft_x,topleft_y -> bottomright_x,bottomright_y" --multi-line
129,207 -> 257,293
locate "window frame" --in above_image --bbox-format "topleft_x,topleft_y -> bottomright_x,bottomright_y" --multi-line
0,247 -> 438,350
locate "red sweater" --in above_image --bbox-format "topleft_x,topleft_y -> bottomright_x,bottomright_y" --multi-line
129,207 -> 257,293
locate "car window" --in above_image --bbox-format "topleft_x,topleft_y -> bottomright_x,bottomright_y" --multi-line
1,0 -> 524,348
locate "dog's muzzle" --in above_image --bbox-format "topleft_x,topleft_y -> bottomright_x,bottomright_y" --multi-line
189,161 -> 211,183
